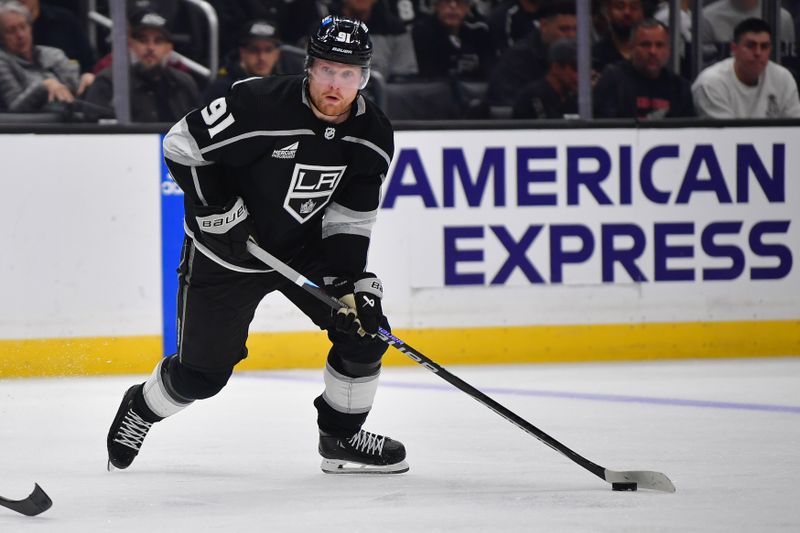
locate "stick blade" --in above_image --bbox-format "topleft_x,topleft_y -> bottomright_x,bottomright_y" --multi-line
0,484 -> 53,516
605,469 -> 676,493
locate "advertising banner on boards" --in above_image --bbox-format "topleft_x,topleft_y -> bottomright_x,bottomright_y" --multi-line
380,128 -> 795,290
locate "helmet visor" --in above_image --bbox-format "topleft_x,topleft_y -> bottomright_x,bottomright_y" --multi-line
307,58 -> 370,90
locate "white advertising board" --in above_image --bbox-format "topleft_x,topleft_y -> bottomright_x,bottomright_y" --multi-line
0,134 -> 162,339
1,127 -> 797,341
367,127 -> 799,328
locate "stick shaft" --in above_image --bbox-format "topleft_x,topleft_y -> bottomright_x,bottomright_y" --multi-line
245,241 -> 607,480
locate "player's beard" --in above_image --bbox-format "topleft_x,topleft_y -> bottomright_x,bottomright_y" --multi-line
308,86 -> 356,123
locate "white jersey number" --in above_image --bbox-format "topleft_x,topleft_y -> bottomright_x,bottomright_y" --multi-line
201,98 -> 236,139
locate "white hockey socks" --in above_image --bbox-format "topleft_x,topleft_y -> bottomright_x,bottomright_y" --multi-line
321,362 -> 380,415
142,357 -> 194,419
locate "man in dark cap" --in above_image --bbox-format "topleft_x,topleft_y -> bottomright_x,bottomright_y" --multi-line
83,9 -> 201,122
204,19 -> 304,102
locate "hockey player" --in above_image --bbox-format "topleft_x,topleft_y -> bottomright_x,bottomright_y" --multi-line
106,16 -> 407,475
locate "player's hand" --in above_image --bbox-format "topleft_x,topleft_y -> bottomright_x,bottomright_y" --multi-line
194,197 -> 255,263
328,273 -> 384,337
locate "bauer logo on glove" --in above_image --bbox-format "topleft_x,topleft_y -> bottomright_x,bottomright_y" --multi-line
328,272 -> 384,337
194,197 -> 257,263
196,197 -> 249,234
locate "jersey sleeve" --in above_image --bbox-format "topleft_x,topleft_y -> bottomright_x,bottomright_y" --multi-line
322,117 -> 395,278
162,78 -> 263,207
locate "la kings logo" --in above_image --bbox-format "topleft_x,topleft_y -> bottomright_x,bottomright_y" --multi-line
283,164 -> 346,223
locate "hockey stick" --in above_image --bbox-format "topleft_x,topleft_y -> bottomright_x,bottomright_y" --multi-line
245,241 -> 676,493
0,484 -> 53,516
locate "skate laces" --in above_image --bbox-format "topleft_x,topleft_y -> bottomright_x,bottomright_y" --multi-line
113,409 -> 153,451
348,430 -> 386,455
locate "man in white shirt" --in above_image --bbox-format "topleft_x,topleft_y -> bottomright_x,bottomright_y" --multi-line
692,17 -> 800,118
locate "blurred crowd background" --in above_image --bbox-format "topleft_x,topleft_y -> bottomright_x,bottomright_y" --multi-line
1,0 -> 799,123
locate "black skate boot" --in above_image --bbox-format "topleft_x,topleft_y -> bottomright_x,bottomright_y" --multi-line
319,429 -> 408,474
107,384 -> 161,471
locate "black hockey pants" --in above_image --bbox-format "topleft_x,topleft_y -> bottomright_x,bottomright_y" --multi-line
166,237 -> 389,436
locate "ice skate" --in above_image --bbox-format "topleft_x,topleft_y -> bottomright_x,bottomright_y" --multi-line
107,385 -> 160,470
319,429 -> 408,474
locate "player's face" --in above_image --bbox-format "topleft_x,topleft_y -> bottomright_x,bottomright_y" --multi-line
631,26 -> 670,79
240,39 -> 281,77
129,28 -> 174,69
307,59 -> 362,118
732,31 -> 771,81
0,11 -> 33,61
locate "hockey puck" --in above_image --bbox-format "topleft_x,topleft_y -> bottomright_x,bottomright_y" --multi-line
612,482 -> 638,491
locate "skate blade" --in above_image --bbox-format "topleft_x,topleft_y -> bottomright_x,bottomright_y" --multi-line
321,458 -> 409,475
107,460 -> 117,472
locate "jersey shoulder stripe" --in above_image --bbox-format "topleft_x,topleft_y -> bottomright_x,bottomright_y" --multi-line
341,136 -> 391,168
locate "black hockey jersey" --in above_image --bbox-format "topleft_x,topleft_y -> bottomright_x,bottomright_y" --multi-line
163,75 -> 395,279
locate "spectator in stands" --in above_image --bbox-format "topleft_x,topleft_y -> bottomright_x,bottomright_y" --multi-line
653,0 -> 716,72
594,19 -> 694,118
83,9 -> 201,122
412,0 -> 494,81
703,0 -> 795,60
331,0 -> 418,80
488,0 -> 541,53
20,0 -> 95,77
593,0 -> 644,72
488,0 -> 576,105
126,0 -> 213,68
209,0 -> 322,55
204,19 -> 303,102
0,0 -> 80,112
692,17 -> 800,118
512,37 -> 577,119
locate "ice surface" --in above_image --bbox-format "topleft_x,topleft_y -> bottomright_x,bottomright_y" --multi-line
1,357 -> 799,532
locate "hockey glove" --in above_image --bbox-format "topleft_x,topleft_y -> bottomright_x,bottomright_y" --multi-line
328,273 -> 384,337
194,197 -> 255,263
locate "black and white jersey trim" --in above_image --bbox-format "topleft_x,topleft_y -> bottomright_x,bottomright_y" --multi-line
163,117 -> 213,166
355,94 -> 366,117
341,136 -> 391,168
177,242 -> 195,361
200,129 -> 317,156
190,167 -> 208,206
231,76 -> 261,89
322,201 -> 377,239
